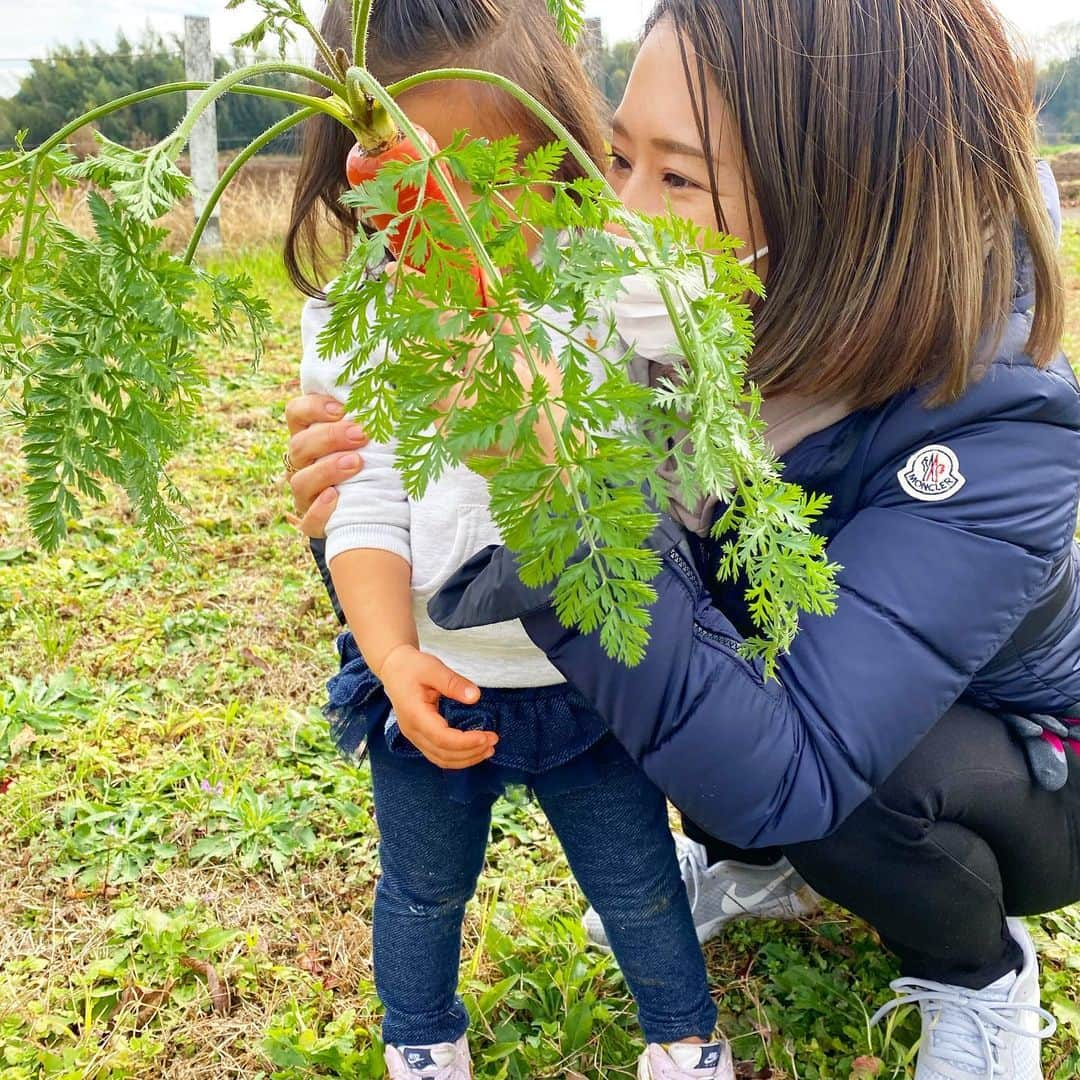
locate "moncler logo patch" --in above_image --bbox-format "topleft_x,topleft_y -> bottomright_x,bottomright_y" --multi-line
897,444 -> 966,502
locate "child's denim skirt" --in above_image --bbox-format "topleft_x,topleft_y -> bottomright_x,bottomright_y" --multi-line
325,630 -> 613,803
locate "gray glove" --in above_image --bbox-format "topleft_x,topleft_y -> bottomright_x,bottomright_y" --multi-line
1000,712 -> 1080,791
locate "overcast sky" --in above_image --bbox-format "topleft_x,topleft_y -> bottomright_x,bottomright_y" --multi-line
1,0 -> 1076,95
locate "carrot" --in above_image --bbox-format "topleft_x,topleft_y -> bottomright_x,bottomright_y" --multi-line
346,126 -> 489,306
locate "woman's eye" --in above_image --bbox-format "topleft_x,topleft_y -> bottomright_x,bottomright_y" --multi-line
662,172 -> 696,191
608,152 -> 631,173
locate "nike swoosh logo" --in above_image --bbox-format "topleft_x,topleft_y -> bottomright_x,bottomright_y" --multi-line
717,867 -> 796,917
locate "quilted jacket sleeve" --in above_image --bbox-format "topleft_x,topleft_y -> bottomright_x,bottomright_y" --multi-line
430,363 -> 1080,846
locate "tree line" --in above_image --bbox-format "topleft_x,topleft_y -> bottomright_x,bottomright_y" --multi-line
0,30 -> 303,152
1039,57 -> 1080,147
2,27 -> 1078,153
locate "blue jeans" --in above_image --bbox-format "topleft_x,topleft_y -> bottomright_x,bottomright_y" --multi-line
368,730 -> 717,1047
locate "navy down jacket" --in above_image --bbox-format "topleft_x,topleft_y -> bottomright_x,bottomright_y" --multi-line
429,175 -> 1080,849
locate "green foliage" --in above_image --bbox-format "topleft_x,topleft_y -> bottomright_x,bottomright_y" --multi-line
545,0 -> 587,46
1,0 -> 833,670
263,1006 -> 384,1076
595,40 -> 639,111
0,138 -> 271,553
0,671 -> 98,774
1064,222 -> 1080,363
326,130 -> 836,668
66,133 -> 191,221
1038,51 -> 1080,145
0,32 -> 185,151
227,0 -> 315,62
190,783 -> 317,874
54,798 -> 180,886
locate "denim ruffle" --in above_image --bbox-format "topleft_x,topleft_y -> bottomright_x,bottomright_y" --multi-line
324,631 -> 392,760
323,631 -> 612,803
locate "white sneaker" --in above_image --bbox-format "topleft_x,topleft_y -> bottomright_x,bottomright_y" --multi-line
870,919 -> 1056,1080
637,1040 -> 736,1079
385,1036 -> 472,1079
583,833 -> 821,949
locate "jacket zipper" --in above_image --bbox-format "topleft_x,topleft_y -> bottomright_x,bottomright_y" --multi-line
667,545 -> 702,590
666,544 -> 742,654
693,623 -> 742,654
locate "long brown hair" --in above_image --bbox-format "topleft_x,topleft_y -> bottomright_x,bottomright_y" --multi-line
646,0 -> 1065,408
285,0 -> 606,297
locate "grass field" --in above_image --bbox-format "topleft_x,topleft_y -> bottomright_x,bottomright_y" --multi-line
1,225 -> 1079,1080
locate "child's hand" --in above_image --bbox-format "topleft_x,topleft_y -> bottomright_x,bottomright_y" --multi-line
379,644 -> 495,769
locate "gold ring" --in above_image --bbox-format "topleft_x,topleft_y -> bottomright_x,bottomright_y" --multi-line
283,450 -> 297,476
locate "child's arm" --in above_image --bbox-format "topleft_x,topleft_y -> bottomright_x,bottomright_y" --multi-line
300,294 -> 494,768
330,548 -> 417,676
330,550 -> 493,768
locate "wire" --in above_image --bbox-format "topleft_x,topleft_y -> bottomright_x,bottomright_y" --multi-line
0,51 -> 183,64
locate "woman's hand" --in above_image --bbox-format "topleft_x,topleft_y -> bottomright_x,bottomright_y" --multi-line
379,644 -> 495,769
284,393 -> 369,537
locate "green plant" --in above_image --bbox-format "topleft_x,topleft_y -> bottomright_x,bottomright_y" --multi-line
190,782 -> 316,873
0,671 -> 100,775
1,0 -> 837,672
263,1005 -> 384,1077
457,906 -> 639,1078
53,797 -> 179,886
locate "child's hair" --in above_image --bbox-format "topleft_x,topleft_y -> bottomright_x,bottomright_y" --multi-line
646,0 -> 1065,408
285,0 -> 606,297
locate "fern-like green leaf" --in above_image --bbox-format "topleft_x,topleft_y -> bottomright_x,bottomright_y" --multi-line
545,0 -> 586,45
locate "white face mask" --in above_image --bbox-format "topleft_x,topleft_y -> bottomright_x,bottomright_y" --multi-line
612,246 -> 769,361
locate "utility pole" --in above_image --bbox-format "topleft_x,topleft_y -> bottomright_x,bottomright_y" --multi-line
184,15 -> 222,251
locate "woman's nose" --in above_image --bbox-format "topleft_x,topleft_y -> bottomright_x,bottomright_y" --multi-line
612,174 -> 664,219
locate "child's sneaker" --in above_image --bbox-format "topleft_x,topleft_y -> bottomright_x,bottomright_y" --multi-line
637,1040 -> 735,1079
385,1036 -> 472,1079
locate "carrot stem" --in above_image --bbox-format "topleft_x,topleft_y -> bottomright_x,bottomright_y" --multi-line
171,61 -> 342,156
354,0 -> 375,69
183,107 -> 317,263
295,11 -> 345,81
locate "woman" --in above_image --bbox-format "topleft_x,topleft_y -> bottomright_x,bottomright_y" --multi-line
285,0 -> 1078,1076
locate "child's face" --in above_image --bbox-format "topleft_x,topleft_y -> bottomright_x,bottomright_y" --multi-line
607,18 -> 766,268
398,84 -> 542,254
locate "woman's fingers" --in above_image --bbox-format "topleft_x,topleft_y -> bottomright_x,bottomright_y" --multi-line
285,393 -> 345,436
289,451 -> 363,517
283,397 -> 368,521
298,488 -> 338,539
289,417 -> 368,472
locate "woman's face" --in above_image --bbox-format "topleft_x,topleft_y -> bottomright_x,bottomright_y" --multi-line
608,17 -> 765,264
